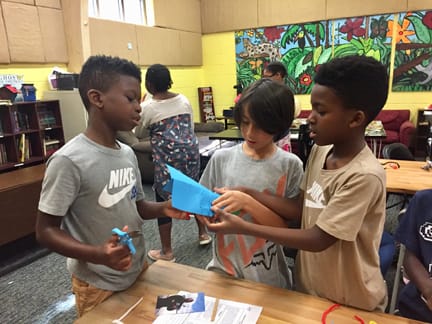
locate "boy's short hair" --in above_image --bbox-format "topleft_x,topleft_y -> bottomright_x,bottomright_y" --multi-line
314,55 -> 388,122
78,55 -> 142,109
264,61 -> 287,78
145,64 -> 173,93
234,78 -> 294,141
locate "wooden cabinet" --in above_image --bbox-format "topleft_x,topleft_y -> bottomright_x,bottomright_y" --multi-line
0,164 -> 45,246
414,109 -> 432,158
0,100 -> 64,172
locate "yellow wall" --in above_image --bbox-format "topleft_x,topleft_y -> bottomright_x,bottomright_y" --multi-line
0,64 -> 67,97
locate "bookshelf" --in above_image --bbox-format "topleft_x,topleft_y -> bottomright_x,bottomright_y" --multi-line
0,100 -> 65,172
198,87 -> 216,123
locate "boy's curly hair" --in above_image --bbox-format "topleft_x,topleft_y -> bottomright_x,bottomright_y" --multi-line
314,55 -> 389,122
78,55 -> 141,109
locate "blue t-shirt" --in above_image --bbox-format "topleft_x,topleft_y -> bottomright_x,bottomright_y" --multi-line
395,189 -> 432,321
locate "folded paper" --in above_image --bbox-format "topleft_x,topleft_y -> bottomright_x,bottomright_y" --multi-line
163,165 -> 219,217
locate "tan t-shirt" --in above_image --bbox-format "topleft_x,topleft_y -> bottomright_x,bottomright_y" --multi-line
296,144 -> 387,311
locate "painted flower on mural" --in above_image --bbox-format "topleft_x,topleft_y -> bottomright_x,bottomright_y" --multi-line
299,73 -> 312,86
387,16 -> 415,44
264,26 -> 285,42
339,18 -> 366,41
422,11 -> 432,29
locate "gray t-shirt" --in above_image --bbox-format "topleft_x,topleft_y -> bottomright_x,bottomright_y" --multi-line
38,134 -> 146,291
200,144 -> 303,288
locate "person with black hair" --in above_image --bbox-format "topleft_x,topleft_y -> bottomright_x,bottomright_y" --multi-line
262,61 -> 287,82
199,78 -> 304,288
263,61 -> 300,152
36,55 -> 188,317
139,64 -> 211,263
200,55 -> 390,311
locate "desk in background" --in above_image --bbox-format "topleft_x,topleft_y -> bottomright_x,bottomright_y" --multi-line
76,260 -> 422,323
380,158 -> 432,195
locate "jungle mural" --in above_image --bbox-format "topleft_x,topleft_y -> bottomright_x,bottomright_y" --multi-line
392,11 -> 432,91
235,11 -> 432,94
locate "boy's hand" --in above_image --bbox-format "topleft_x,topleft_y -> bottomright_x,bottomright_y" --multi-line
422,284 -> 432,311
197,207 -> 247,235
163,200 -> 191,220
100,235 -> 133,271
213,188 -> 251,214
100,225 -> 133,271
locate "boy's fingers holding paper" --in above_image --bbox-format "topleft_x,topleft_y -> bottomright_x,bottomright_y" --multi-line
206,207 -> 246,234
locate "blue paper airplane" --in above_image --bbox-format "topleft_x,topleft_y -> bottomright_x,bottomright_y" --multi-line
163,165 -> 219,217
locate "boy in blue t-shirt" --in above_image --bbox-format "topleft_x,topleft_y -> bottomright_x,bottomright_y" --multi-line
395,189 -> 432,322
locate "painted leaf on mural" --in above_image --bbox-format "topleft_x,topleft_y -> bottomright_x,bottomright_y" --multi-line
392,11 -> 432,92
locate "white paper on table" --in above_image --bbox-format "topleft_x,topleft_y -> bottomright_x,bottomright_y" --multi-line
153,291 -> 262,324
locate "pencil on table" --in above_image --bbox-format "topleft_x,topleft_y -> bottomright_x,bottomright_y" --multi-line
211,298 -> 219,322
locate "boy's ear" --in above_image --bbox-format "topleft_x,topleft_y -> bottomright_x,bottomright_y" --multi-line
87,89 -> 104,109
349,110 -> 367,128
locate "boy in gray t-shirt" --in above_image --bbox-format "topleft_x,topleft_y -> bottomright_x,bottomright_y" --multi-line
200,78 -> 303,288
36,55 -> 188,317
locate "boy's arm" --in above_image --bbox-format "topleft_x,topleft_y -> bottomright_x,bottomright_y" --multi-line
241,187 -> 303,221
135,199 -> 190,221
199,207 -> 336,252
403,249 -> 432,310
212,190 -> 289,227
35,211 -> 132,271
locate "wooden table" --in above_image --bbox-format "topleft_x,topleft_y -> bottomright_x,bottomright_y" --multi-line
75,260 -> 422,323
380,158 -> 432,194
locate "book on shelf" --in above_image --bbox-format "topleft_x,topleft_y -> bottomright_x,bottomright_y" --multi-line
38,107 -> 57,128
18,133 -> 25,162
12,110 -> 30,132
43,138 -> 60,157
0,143 -> 7,164
0,99 -> 12,105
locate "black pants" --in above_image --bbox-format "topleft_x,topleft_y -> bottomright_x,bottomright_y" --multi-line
156,191 -> 171,226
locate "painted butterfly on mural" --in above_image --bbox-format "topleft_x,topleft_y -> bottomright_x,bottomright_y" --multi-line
370,16 -> 388,39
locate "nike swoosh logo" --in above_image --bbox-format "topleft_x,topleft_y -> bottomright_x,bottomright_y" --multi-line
304,198 -> 325,209
98,182 -> 135,208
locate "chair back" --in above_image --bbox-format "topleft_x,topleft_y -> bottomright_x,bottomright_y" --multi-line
298,123 -> 314,167
382,143 -> 415,161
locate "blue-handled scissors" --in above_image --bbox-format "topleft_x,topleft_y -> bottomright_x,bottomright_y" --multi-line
111,228 -> 142,255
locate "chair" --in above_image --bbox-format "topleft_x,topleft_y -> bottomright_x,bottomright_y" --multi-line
381,143 -> 416,313
297,123 -> 313,168
389,209 -> 407,314
382,143 -> 415,161
382,143 -> 415,211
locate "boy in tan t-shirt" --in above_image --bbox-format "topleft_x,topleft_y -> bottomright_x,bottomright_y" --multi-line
199,55 -> 389,311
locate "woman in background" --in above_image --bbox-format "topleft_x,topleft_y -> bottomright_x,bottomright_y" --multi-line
138,64 -> 211,262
